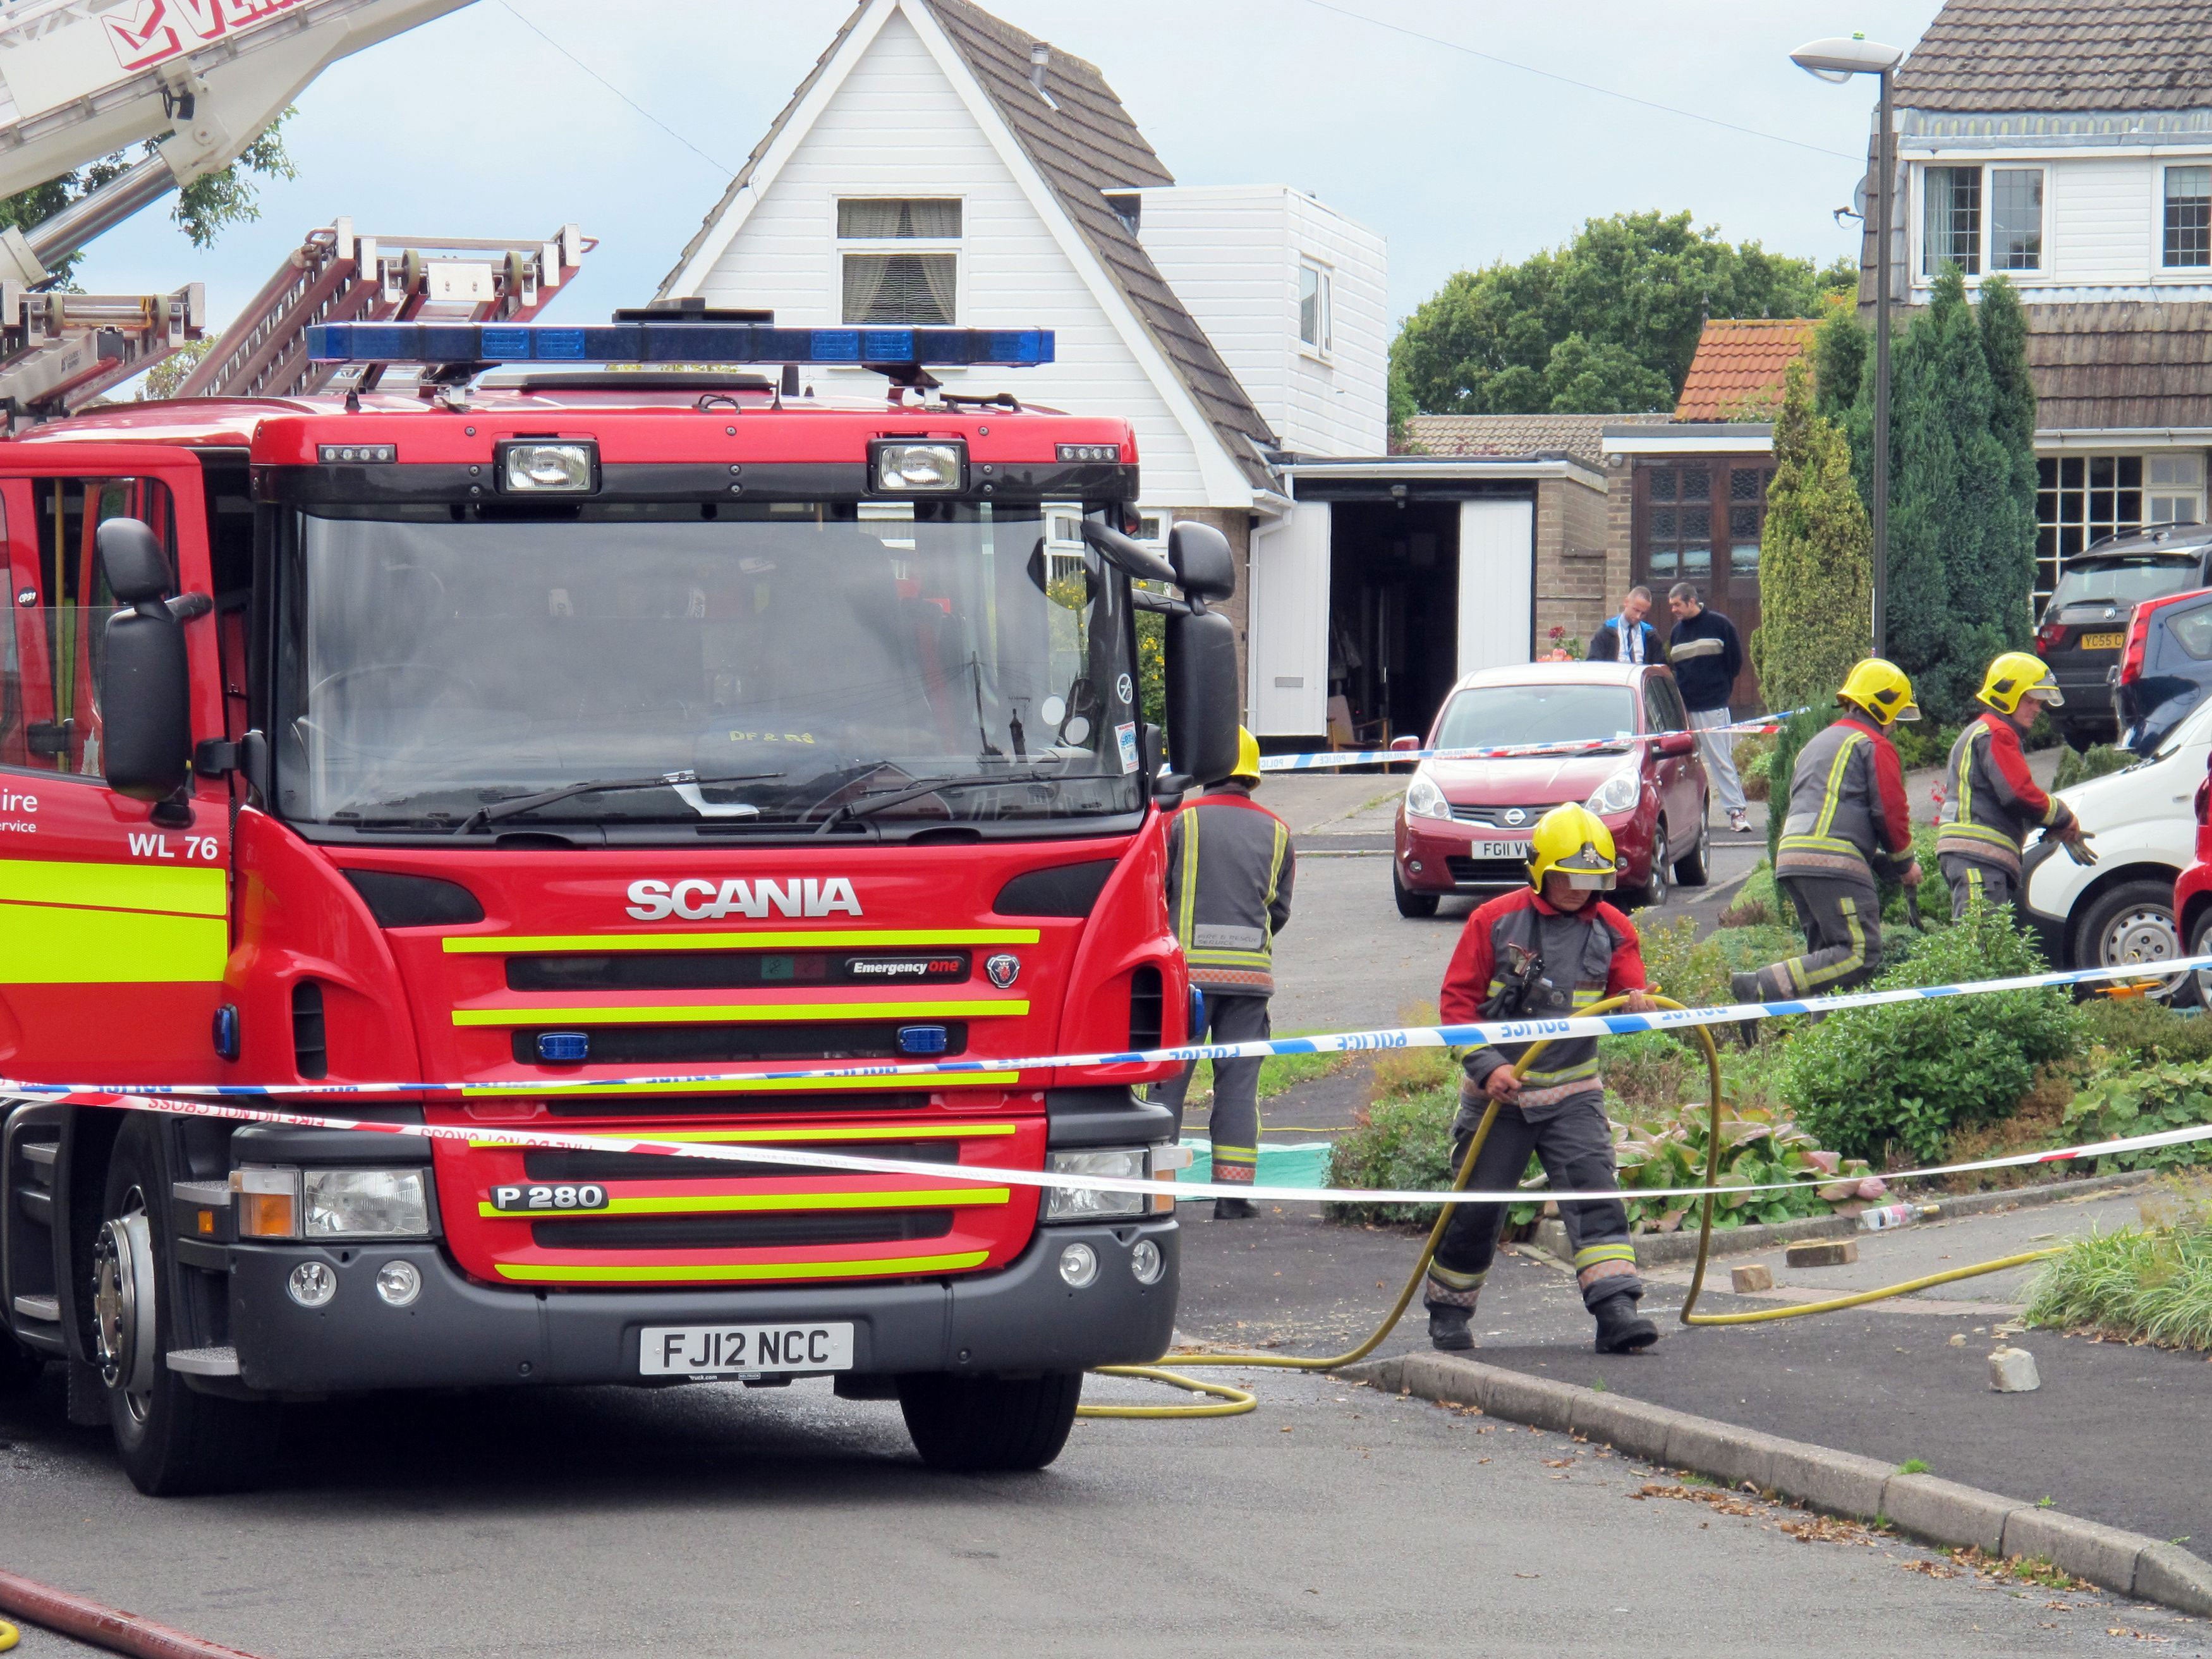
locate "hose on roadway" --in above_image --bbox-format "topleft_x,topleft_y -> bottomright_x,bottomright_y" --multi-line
1081,994 -> 2061,1418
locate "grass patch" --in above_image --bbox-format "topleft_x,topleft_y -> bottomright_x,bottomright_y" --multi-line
2026,1188 -> 2212,1350
1897,1457 -> 1931,1474
2080,995 -> 2212,1066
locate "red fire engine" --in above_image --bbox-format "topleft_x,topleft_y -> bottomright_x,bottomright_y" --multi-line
0,313 -> 1239,1491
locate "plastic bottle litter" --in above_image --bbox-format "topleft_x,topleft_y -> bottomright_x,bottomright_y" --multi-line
1859,1203 -> 1917,1232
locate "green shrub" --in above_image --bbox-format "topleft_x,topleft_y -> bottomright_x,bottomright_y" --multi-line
2080,998 -> 2212,1066
1603,1100 -> 1881,1234
2026,1201 -> 2212,1349
1734,732 -> 1776,802
2059,1060 -> 2212,1174
1762,708 -> 1831,867
1325,1084 -> 1464,1227
1886,720 -> 1964,775
1778,903 -> 2082,1164
2051,743 -> 2139,792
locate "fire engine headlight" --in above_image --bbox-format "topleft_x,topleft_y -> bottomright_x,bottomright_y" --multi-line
870,439 -> 966,493
1405,772 -> 1451,821
1042,1147 -> 1147,1222
302,1169 -> 432,1239
1585,767 -> 1642,817
498,439 -> 597,494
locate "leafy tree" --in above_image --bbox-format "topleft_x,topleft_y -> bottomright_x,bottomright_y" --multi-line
1751,358 -> 1871,718
141,337 -> 214,399
0,113 -> 295,286
1391,210 -> 1854,415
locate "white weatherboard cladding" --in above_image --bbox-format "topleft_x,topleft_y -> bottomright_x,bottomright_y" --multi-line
680,8 -> 1213,506
1138,185 -> 1387,458
1457,499 -> 1534,676
1246,500 -> 1332,735
2050,155 -> 2154,286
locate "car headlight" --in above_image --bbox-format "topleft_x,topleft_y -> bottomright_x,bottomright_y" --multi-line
1585,767 -> 1642,817
303,1169 -> 433,1239
1405,773 -> 1452,821
1043,1147 -> 1147,1221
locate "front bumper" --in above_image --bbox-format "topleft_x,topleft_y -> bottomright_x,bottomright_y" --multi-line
2018,839 -> 2070,965
1396,806 -> 1646,894
223,1219 -> 1178,1392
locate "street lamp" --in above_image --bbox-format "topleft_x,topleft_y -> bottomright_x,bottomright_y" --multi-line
1794,33 -> 1905,658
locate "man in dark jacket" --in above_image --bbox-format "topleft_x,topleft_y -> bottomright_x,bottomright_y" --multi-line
1667,582 -> 1750,834
1162,728 -> 1294,1219
1588,586 -> 1658,665
1426,804 -> 1661,1356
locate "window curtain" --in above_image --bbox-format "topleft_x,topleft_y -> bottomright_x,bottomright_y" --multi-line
838,199 -> 961,239
841,254 -> 891,325
917,252 -> 956,322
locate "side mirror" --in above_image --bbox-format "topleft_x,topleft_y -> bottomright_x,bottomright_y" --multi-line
1656,731 -> 1698,758
97,519 -> 190,803
1388,734 -> 1422,754
1164,607 -> 1240,784
1167,521 -> 1236,603
1079,518 -> 1177,586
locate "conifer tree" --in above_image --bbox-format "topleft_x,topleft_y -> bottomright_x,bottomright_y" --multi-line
1752,358 -> 1873,716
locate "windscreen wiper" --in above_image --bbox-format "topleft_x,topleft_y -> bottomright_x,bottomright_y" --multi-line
459,770 -> 784,833
811,769 -> 1068,835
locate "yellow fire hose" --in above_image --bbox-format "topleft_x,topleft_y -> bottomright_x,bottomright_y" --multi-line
1081,994 -> 2060,1419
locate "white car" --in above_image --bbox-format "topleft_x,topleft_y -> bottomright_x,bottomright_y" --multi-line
2021,694 -> 2212,1000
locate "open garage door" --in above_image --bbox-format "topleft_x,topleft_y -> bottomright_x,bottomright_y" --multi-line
1457,498 -> 1534,675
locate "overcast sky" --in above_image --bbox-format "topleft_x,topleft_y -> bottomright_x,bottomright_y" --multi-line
73,0 -> 1950,338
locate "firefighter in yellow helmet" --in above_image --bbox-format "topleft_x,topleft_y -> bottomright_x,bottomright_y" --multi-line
1163,727 -> 1294,1218
1735,659 -> 1923,1008
1426,805 -> 1661,1355
1938,652 -> 2088,918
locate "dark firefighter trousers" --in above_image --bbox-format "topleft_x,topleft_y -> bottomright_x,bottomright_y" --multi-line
1425,1088 -> 1643,1314
1938,853 -> 2019,921
1160,992 -> 1270,1184
1748,873 -> 1885,1000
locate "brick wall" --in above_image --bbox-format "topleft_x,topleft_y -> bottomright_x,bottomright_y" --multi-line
1605,459 -> 1636,619
1533,473 -> 1614,656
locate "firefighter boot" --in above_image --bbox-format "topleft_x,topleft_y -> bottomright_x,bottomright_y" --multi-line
1426,1303 -> 1475,1352
1730,971 -> 1764,1048
1213,1196 -> 1258,1220
1593,1293 -> 1658,1354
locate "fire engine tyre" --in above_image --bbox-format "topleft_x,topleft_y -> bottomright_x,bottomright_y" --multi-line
97,1117 -> 274,1496
1673,808 -> 1711,887
896,1370 -> 1083,1473
1392,866 -> 1439,918
2076,878 -> 2201,1009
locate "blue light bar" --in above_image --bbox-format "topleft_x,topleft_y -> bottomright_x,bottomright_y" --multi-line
306,323 -> 1055,368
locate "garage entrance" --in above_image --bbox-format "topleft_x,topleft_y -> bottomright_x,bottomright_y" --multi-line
1327,499 -> 1461,744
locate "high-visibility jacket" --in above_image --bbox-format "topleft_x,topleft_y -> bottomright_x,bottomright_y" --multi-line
1775,715 -> 1914,885
1440,888 -> 1644,1115
1165,784 -> 1294,996
1938,712 -> 2074,876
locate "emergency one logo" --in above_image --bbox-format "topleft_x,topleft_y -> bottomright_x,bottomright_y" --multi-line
627,877 -> 862,921
106,0 -> 305,73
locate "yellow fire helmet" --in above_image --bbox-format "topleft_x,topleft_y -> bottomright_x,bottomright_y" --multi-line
1231,726 -> 1263,784
1527,803 -> 1619,892
1978,650 -> 2064,716
1837,657 -> 1922,727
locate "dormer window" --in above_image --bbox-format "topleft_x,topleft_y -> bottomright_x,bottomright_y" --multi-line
1921,166 -> 2043,277
2166,166 -> 2211,269
838,198 -> 961,325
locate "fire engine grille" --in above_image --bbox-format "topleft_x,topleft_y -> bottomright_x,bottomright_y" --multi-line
544,1091 -> 934,1118
507,951 -> 970,992
530,1210 -> 955,1251
1445,856 -> 1533,887
521,1141 -> 962,1182
511,1022 -> 968,1066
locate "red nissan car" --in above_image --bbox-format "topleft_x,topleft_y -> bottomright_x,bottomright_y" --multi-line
1390,661 -> 1710,916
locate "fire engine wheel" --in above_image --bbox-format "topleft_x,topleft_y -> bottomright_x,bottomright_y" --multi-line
95,1117 -> 274,1497
896,1370 -> 1082,1473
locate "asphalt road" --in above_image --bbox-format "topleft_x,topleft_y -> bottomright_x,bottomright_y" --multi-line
2,1356 -> 2200,1658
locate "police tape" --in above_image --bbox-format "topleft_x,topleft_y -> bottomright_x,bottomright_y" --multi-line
16,949 -> 2212,1208
1255,711 -> 1798,774
14,949 -> 2204,1102
49,1078 -> 2212,1208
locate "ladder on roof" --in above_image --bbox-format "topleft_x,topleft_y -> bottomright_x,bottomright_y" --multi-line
0,281 -> 205,425
176,219 -> 592,400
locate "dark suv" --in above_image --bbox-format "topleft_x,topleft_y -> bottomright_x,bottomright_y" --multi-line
2035,525 -> 2212,749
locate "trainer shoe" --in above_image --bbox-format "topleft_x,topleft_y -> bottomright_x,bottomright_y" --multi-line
1213,1196 -> 1258,1220
1427,1304 -> 1475,1352
1729,809 -> 1752,834
1593,1296 -> 1658,1354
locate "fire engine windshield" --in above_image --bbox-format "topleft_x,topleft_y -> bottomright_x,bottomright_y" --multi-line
274,502 -> 1146,833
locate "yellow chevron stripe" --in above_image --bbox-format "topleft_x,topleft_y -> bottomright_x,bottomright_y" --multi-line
494,1250 -> 990,1283
453,999 -> 1026,1028
460,1071 -> 1021,1098
465,1122 -> 1018,1148
442,928 -> 1039,954
479,1186 -> 1010,1218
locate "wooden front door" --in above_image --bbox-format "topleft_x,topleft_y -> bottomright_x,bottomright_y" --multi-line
1631,456 -> 1773,711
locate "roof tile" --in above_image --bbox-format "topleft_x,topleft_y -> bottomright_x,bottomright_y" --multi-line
1671,319 -> 1818,422
1402,413 -> 1662,465
1893,1 -> 2212,114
